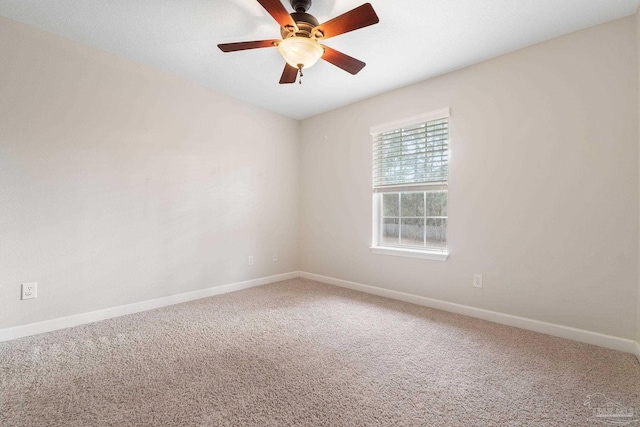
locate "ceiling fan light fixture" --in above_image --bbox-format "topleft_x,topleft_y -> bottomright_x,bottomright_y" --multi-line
277,36 -> 324,69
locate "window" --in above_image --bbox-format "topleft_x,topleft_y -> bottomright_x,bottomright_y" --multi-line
370,108 -> 450,261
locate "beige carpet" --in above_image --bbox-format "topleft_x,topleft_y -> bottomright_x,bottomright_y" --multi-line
1,278 -> 639,426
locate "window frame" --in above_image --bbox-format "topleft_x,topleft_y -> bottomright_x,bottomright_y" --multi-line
370,108 -> 450,261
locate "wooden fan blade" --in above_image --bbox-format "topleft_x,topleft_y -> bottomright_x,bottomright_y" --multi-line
218,40 -> 280,52
314,3 -> 379,40
279,63 -> 298,84
321,46 -> 366,75
257,0 -> 297,30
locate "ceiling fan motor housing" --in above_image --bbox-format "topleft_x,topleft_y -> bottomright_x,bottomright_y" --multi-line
281,12 -> 320,38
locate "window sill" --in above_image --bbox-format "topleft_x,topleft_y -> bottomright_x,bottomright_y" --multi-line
370,246 -> 449,261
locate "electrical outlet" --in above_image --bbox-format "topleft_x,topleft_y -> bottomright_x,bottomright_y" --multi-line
473,274 -> 483,288
272,252 -> 278,262
21,282 -> 37,300
248,256 -> 254,266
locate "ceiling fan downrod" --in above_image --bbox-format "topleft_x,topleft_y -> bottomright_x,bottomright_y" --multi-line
290,0 -> 312,13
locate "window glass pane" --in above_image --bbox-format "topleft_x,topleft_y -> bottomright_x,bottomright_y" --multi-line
426,191 -> 447,216
383,193 -> 399,216
382,218 -> 399,245
401,192 -> 424,217
426,218 -> 447,249
401,218 -> 424,246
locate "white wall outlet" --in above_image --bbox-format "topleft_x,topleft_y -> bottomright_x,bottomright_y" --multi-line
473,274 -> 483,288
21,282 -> 37,300
248,256 -> 254,266
272,252 -> 278,262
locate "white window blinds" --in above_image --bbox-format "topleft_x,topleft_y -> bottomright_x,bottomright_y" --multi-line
371,109 -> 449,191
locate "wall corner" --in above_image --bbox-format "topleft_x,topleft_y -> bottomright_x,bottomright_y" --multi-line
636,7 -> 640,352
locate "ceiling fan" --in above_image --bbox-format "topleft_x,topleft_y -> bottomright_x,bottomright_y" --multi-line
218,0 -> 379,84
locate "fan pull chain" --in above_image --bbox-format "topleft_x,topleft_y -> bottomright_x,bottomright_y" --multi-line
297,64 -> 304,84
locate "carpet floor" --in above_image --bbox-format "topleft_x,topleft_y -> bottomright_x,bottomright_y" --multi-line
1,278 -> 639,426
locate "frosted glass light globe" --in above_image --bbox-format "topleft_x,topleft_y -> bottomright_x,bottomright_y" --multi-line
278,37 -> 324,69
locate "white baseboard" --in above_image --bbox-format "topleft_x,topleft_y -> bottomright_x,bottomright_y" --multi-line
300,272 -> 639,356
0,272 -> 298,343
4,270 -> 639,361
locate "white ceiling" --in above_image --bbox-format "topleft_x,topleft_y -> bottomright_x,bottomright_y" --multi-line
1,0 -> 638,119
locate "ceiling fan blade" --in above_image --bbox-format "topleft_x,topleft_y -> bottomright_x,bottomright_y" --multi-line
314,3 -> 379,40
218,40 -> 280,52
257,0 -> 298,30
279,63 -> 298,84
321,46 -> 366,75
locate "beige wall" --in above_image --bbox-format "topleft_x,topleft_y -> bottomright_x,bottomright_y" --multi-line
0,17 -> 300,329
300,17 -> 638,339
